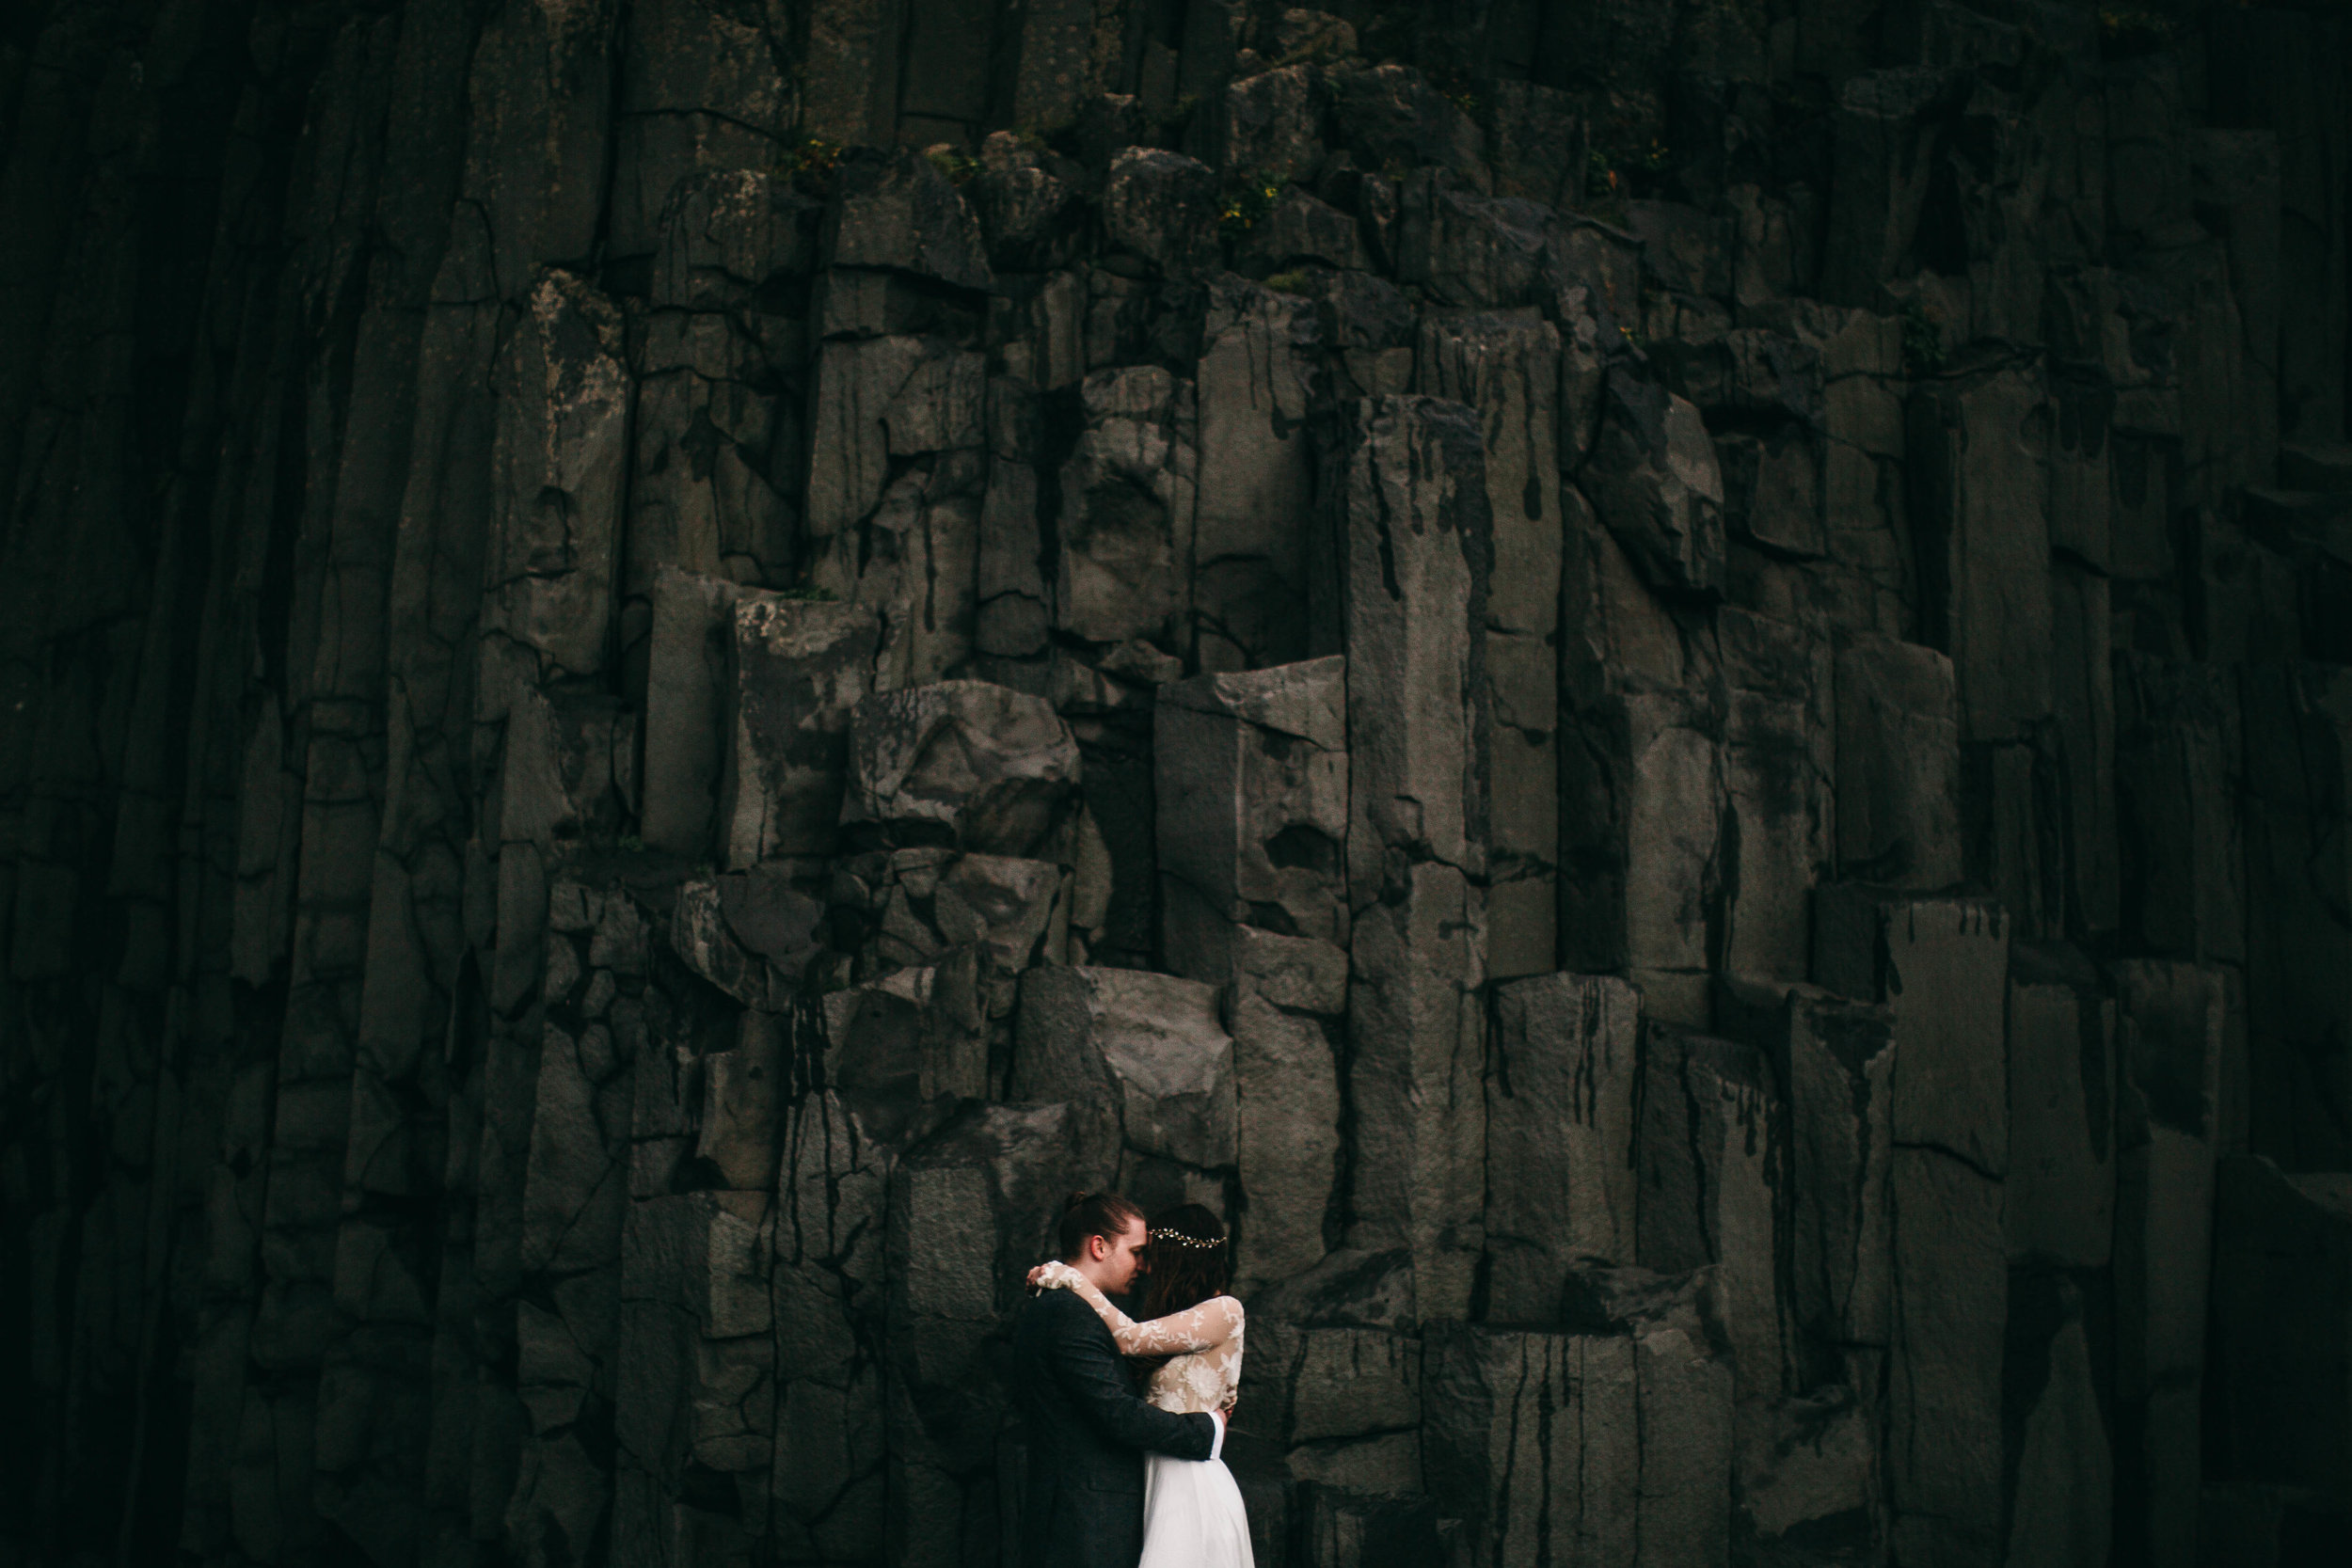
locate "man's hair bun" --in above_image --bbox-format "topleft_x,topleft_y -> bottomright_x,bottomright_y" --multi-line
1055,1190 -> 1143,1260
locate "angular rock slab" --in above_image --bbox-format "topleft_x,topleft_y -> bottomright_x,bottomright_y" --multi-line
719,594 -> 881,867
1735,1386 -> 1883,1568
1011,966 -> 1238,1200
822,146 -> 991,292
835,847 -> 1072,1024
1332,394 -> 1493,1320
1484,972 -> 1642,1320
642,567 -> 756,857
1637,1025 -> 1791,1406
1760,985 -> 1896,1352
884,1101 -> 1080,1564
1194,280 -> 1320,673
1418,310 -> 1565,979
1156,655 -> 1349,969
1057,364 -> 1197,648
1814,889 -> 2010,1567
822,945 -> 987,1109
1101,148 -> 1219,278
842,680 -> 1081,859
1558,689 -> 1726,1021
1426,1280 -> 1733,1568
1834,635 -> 1963,888
485,268 -> 632,683
772,1089 -> 895,1562
2004,1275 -> 2113,1568
1586,372 -> 1726,598
1217,928 -> 1346,1294
2008,945 -> 2116,1269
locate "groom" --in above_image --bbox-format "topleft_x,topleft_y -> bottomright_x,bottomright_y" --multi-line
1010,1191 -> 1226,1568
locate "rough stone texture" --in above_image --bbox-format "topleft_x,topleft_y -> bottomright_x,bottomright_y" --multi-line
1815,889 -> 2010,1568
842,680 -> 1082,858
1011,965 -> 1237,1208
1424,1269 -> 1733,1568
1484,973 -> 1642,1321
1417,311 -> 1564,978
1156,657 -> 1348,966
1835,635 -> 1963,888
1331,395 -> 1491,1323
719,594 -> 882,866
2,6 -> 2340,1565
1637,1025 -> 1790,1408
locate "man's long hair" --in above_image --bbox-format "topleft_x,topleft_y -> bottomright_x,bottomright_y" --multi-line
1057,1190 -> 1144,1261
1137,1204 -> 1231,1319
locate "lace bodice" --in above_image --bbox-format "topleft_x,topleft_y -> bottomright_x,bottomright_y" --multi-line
1032,1260 -> 1245,1416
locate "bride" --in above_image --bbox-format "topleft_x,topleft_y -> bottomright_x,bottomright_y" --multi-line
1028,1203 -> 1253,1568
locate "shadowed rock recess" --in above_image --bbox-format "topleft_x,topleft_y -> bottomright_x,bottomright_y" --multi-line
4,1 -> 2350,1564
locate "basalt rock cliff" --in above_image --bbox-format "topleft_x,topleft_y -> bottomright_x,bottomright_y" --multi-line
1,2 -> 2348,1566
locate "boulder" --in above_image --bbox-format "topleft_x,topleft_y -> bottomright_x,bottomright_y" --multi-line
821,146 -> 991,292
821,945 -> 987,1109
842,680 -> 1081,858
1101,148 -> 1219,278
1010,966 -> 1238,1203
1586,372 -> 1726,597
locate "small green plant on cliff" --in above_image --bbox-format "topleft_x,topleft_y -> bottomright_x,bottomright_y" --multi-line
1220,173 -> 1288,239
779,582 -> 839,603
778,135 -> 845,196
1586,148 -> 1619,201
925,144 -> 979,184
1263,270 -> 1313,296
1901,299 -> 1947,375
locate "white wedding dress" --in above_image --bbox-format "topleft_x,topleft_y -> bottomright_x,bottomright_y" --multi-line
1034,1261 -> 1255,1568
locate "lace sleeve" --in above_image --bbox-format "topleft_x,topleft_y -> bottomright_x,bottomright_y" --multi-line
1032,1263 -> 1243,1355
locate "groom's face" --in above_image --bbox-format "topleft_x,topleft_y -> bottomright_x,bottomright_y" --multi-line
1093,1215 -> 1151,1293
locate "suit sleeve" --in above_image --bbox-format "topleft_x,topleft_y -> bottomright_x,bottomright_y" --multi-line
1045,1299 -> 1216,1461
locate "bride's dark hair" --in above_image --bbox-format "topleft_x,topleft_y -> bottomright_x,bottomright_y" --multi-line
1138,1204 -> 1232,1319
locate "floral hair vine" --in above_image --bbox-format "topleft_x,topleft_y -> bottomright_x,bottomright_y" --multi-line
1149,1229 -> 1223,1250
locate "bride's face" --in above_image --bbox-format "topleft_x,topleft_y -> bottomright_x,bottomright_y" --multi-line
1095,1214 -> 1151,1293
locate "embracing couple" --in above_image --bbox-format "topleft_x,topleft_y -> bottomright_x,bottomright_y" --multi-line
1011,1191 -> 1253,1568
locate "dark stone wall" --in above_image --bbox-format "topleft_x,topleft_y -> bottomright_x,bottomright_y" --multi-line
0,2 -> 2346,1565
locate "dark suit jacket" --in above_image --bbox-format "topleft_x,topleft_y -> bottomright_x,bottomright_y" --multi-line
1010,1287 -> 1216,1568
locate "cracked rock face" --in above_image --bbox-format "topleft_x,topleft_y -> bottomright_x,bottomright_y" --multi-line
8,3 -> 2340,1564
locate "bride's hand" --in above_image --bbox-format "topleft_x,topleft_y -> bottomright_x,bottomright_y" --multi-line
1026,1260 -> 1073,1290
